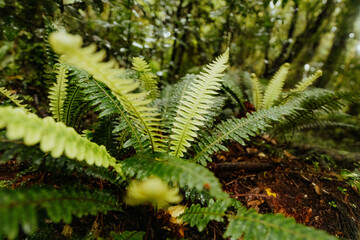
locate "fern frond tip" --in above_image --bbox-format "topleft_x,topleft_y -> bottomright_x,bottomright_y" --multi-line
49,31 -> 83,55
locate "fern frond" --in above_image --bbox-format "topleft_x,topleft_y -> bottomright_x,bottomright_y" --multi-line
170,49 -> 229,157
261,63 -> 290,109
221,76 -> 246,112
0,87 -> 29,111
48,63 -> 69,122
121,152 -> 228,200
0,106 -> 121,174
224,208 -> 335,240
181,198 -> 334,239
132,57 -> 159,100
182,199 -> 231,231
49,31 -> 165,152
296,120 -> 359,131
249,73 -> 263,110
193,104 -> 299,165
161,74 -> 196,137
291,70 -> 322,93
69,66 -> 146,150
111,231 -> 145,240
0,186 -> 122,239
275,89 -> 360,133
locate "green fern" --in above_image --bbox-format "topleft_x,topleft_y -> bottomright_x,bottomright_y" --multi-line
261,63 -> 290,109
181,199 -> 335,240
276,89 -> 359,133
224,207 -> 335,240
221,77 -> 246,112
0,87 -> 29,111
49,31 -> 165,152
0,186 -> 122,239
111,231 -> 145,240
193,104 -> 299,165
121,152 -> 228,199
48,63 -> 69,122
0,106 -> 121,174
71,66 -> 146,151
170,49 -> 229,157
291,70 -> 323,93
249,73 -> 263,110
132,57 -> 159,100
161,74 -> 196,137
181,199 -> 231,231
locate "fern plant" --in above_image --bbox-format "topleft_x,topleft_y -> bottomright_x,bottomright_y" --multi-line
0,30 -> 354,239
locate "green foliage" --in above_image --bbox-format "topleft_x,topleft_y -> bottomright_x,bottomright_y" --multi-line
49,32 -> 165,152
111,231 -> 145,240
169,49 -> 229,157
224,208 -> 335,240
0,87 -> 28,111
132,57 -> 159,100
261,63 -> 290,109
121,152 -> 227,200
276,89 -> 360,133
181,199 -> 335,240
0,106 -> 121,173
48,63 -> 69,122
193,104 -> 299,165
0,186 -> 122,239
249,73 -> 263,110
291,70 -> 323,93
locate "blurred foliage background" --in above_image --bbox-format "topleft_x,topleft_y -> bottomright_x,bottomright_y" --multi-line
0,0 -> 359,152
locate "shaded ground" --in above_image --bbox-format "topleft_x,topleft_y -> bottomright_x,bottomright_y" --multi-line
209,141 -> 360,239
1,140 -> 360,239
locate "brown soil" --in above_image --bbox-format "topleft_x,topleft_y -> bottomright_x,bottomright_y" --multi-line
209,141 -> 360,239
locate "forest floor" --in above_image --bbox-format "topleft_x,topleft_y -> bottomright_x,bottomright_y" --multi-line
1,139 -> 360,239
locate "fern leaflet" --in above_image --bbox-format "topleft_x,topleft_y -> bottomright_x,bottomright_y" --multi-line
170,49 -> 229,157
48,63 -> 69,122
261,63 -> 290,109
291,70 -> 322,92
132,57 -> 159,100
0,106 -> 122,174
249,73 -> 263,110
0,87 -> 29,111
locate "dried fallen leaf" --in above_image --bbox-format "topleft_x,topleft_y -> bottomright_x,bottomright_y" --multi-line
265,188 -> 277,198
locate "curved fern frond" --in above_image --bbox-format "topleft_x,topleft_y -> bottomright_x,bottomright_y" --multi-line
181,199 -> 335,240
121,152 -> 228,200
48,63 -> 69,122
0,87 -> 29,111
249,73 -> 263,110
0,186 -> 122,239
291,70 -> 322,93
49,31 -> 165,152
261,63 -> 290,109
132,57 -> 159,100
193,104 -> 299,165
224,207 -> 335,240
275,89 -> 360,133
0,106 -> 121,174
170,49 -> 229,157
